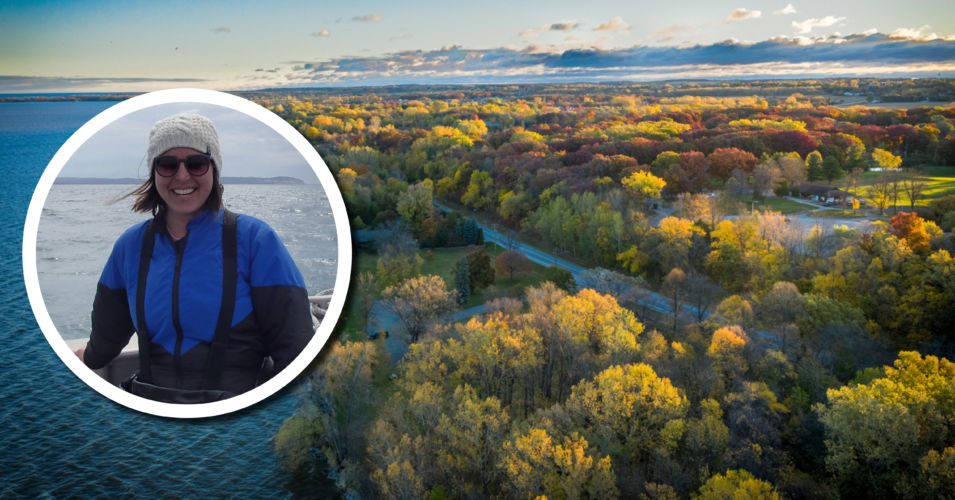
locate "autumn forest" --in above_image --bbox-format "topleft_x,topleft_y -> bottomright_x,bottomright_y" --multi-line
258,79 -> 955,499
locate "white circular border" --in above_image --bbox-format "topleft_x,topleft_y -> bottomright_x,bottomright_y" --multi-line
22,88 -> 352,418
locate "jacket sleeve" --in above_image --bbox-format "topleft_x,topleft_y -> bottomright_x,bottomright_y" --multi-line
247,220 -> 313,373
83,236 -> 136,370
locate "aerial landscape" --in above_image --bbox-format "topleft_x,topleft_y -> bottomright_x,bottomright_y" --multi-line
2,1 -> 955,498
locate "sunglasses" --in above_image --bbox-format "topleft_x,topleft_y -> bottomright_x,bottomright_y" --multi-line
153,154 -> 213,177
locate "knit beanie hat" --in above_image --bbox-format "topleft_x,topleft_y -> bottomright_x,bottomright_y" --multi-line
147,112 -> 222,173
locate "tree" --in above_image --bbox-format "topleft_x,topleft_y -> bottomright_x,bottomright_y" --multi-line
433,385 -> 510,495
499,428 -> 618,499
901,172 -> 928,211
707,147 -> 758,182
695,469 -> 781,499
542,265 -> 577,292
814,352 -> 955,498
822,155 -> 845,183
464,247 -> 495,291
564,363 -> 688,492
751,163 -> 781,201
454,257 -> 471,305
276,341 -> 381,480
889,212 -> 931,254
383,275 -> 457,342
622,170 -> 667,209
872,148 -> 902,170
495,250 -> 532,280
866,173 -> 892,216
396,180 -> 434,229
806,151 -> 823,181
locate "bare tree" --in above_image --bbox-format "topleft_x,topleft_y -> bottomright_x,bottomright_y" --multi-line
901,171 -> 928,211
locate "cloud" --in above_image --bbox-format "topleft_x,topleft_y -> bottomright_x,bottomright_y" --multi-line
550,22 -> 578,31
792,15 -> 845,33
889,25 -> 955,42
213,27 -> 231,34
776,4 -> 796,15
594,16 -> 629,32
352,14 -> 382,22
312,29 -> 330,37
521,21 -> 580,38
268,33 -> 955,88
725,8 -> 762,23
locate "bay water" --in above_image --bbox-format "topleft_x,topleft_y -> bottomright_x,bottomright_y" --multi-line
0,101 -> 337,497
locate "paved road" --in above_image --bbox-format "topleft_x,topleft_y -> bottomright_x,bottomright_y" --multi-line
433,201 -> 704,321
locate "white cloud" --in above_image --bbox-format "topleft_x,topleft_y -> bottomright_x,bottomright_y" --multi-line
792,16 -> 845,33
352,14 -> 383,22
311,29 -> 330,37
725,8 -> 762,23
594,16 -> 629,32
776,4 -> 796,15
889,25 -> 948,41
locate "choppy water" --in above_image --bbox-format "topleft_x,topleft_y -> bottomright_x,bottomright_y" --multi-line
37,183 -> 338,340
1,101 -> 335,497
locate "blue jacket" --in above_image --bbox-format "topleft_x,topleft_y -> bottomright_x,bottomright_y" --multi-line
83,209 -> 313,394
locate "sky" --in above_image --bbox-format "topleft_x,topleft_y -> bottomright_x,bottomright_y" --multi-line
59,103 -> 319,182
1,0 -> 954,93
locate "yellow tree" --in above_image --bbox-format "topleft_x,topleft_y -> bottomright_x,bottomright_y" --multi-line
455,314 -> 541,413
565,363 -> 688,490
552,289 -> 644,399
695,469 -> 781,499
814,351 -> 955,497
499,428 -> 618,499
433,384 -> 510,496
622,170 -> 667,209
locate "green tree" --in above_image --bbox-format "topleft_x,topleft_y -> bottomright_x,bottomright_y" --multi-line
806,151 -> 823,181
814,351 -> 955,498
822,155 -> 844,183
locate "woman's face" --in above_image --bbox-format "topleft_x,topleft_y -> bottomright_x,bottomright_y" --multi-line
154,147 -> 214,221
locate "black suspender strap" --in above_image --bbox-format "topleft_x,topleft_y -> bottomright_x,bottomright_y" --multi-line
134,210 -> 238,392
201,210 -> 238,390
135,219 -> 156,383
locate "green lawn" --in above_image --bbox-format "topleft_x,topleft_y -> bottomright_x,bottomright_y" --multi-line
856,167 -> 955,207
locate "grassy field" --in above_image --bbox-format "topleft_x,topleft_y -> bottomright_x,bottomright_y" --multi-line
856,166 -> 955,208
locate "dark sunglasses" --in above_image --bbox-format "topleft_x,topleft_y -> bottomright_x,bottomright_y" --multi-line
153,154 -> 213,177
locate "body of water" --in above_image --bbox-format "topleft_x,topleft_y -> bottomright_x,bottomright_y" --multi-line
0,101 -> 335,497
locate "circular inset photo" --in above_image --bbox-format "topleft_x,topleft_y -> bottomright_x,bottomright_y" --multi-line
23,89 -> 351,418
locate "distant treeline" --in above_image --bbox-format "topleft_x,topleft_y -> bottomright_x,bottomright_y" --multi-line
4,78 -> 955,103
55,176 -> 305,185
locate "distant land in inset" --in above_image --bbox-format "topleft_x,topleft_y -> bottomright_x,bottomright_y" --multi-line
55,176 -> 306,185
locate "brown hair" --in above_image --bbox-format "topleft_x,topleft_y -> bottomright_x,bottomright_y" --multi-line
127,160 -> 224,215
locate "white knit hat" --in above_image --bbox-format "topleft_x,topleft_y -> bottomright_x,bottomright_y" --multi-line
147,112 -> 222,173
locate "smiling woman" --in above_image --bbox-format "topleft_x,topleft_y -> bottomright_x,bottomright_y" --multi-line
73,111 -> 319,405
25,89 -> 352,418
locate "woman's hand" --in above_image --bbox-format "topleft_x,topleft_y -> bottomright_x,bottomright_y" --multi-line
74,346 -> 85,361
